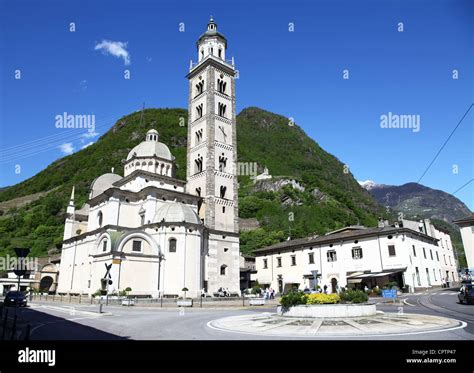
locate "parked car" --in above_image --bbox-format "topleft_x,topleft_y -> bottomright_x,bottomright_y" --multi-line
458,284 -> 474,305
4,291 -> 27,307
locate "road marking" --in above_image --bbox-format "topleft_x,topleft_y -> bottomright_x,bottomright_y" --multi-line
206,318 -> 467,339
403,299 -> 416,307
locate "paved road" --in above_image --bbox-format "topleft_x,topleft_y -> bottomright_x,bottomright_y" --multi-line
6,288 -> 474,340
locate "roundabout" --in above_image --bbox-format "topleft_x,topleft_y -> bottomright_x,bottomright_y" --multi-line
208,311 -> 467,338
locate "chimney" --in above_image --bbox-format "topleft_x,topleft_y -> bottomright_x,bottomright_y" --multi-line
378,218 -> 385,228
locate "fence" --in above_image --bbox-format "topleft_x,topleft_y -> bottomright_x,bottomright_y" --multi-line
29,294 -> 280,308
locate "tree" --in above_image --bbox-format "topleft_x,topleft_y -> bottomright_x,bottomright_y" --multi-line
182,287 -> 189,299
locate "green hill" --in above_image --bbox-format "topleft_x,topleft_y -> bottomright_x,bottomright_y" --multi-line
0,107 -> 386,258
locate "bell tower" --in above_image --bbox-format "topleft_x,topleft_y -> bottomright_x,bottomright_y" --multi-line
186,17 -> 238,234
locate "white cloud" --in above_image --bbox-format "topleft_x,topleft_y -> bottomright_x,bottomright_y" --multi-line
80,80 -> 88,91
94,40 -> 131,65
81,142 -> 94,149
59,143 -> 74,155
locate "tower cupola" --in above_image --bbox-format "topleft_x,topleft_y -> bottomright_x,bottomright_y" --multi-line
197,16 -> 227,62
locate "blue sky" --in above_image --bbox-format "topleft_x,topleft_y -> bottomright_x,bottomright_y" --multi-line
0,0 -> 472,210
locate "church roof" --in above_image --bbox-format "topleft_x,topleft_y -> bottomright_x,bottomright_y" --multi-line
154,202 -> 201,224
197,17 -> 227,47
90,173 -> 122,199
126,138 -> 174,162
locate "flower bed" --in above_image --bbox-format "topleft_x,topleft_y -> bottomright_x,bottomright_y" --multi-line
278,290 -> 375,318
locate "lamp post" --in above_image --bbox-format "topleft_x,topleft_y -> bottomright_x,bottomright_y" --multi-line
13,248 -> 31,320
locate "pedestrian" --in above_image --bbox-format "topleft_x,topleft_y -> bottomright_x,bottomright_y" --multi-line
323,285 -> 328,294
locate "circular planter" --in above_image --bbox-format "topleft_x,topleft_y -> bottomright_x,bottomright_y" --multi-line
277,303 -> 376,318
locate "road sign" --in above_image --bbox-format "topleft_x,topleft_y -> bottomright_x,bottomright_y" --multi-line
382,289 -> 397,298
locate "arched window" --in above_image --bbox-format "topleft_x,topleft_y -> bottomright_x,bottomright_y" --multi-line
196,103 -> 203,119
219,154 -> 227,172
169,238 -> 177,253
220,265 -> 227,276
195,155 -> 203,173
218,103 -> 226,117
97,211 -> 103,227
102,239 -> 107,252
220,185 -> 227,199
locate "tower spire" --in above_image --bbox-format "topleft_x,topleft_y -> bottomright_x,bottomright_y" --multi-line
69,185 -> 75,204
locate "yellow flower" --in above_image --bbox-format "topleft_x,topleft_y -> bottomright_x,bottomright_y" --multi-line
306,293 -> 340,304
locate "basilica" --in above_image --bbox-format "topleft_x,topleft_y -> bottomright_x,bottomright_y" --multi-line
57,18 -> 240,298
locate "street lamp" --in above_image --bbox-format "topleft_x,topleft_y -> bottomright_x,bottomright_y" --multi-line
13,248 -> 31,319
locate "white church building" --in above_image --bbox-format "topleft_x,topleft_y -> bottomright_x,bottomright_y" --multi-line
57,18 -> 240,298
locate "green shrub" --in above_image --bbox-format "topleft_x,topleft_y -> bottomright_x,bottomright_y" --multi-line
383,281 -> 399,290
251,285 -> 262,295
339,289 -> 368,304
280,290 -> 307,308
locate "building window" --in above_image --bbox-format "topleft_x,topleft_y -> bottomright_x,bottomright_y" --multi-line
352,247 -> 363,260
423,248 -> 426,259
308,252 -> 314,264
291,255 -> 296,266
436,251 -> 439,261
195,129 -> 203,144
327,250 -> 337,262
277,257 -> 282,267
263,259 -> 268,269
169,238 -> 177,253
132,240 -> 142,252
433,268 -> 437,281
426,268 -> 431,286
430,250 -> 433,260
388,245 -> 396,257
415,267 -> 421,286
217,78 -> 226,93
412,245 -> 416,257
220,185 -> 227,199
196,103 -> 203,119
97,211 -> 103,227
219,154 -> 227,172
102,240 -> 107,252
218,102 -> 227,117
443,254 -> 447,265
222,206 -> 225,213
195,187 -> 201,197
195,80 -> 204,97
220,265 -> 227,276
195,155 -> 203,173
140,213 -> 145,226
449,256 -> 452,265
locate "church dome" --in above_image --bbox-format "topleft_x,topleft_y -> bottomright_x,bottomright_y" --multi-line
154,202 -> 201,224
90,173 -> 122,198
197,16 -> 227,47
126,129 -> 174,161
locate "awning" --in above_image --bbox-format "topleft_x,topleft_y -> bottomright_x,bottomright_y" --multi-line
347,270 -> 404,279
347,278 -> 363,284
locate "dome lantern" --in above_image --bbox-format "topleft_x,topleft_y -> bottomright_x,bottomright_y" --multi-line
146,129 -> 159,142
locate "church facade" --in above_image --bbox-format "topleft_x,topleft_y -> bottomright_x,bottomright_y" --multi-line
56,18 -> 240,298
